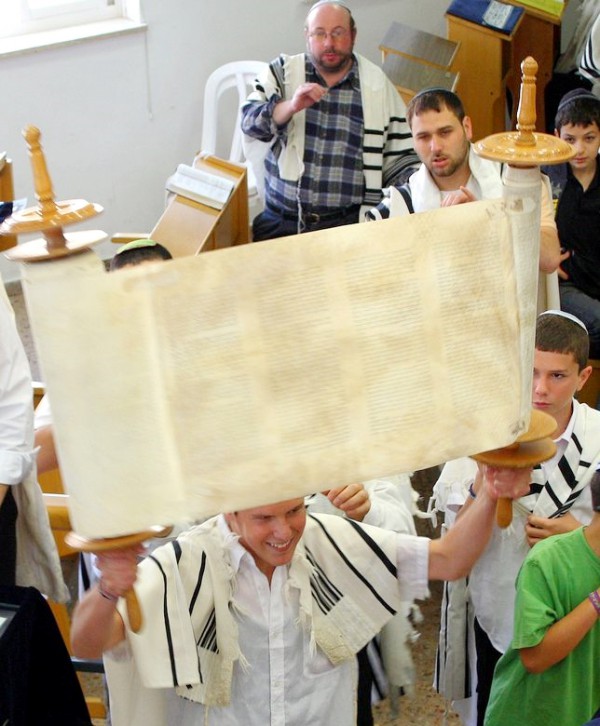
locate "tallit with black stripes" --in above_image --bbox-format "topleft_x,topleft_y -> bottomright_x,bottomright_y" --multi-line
119,512 -> 426,708
522,400 -> 600,518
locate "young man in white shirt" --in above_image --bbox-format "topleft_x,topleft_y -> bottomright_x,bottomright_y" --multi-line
71,466 -> 530,726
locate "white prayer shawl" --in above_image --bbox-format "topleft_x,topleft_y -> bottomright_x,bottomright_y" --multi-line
13,466 -> 69,602
471,400 -> 600,651
306,476 -> 421,693
0,284 -> 67,603
580,14 -> 600,99
116,513 -> 427,711
242,53 -> 414,215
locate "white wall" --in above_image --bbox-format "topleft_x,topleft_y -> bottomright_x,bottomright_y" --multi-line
0,0 -> 580,281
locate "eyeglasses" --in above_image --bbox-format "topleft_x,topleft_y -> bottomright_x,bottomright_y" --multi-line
308,28 -> 349,42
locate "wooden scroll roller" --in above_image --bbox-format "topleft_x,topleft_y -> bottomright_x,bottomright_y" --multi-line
471,409 -> 556,528
0,125 -> 107,260
474,56 -> 574,167
65,527 -> 173,632
470,56 -> 573,527
0,126 -> 171,631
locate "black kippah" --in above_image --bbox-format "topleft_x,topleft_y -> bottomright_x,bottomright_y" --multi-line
410,87 -> 459,103
557,88 -> 600,112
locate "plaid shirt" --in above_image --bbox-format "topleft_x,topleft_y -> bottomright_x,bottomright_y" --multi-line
243,57 -> 365,215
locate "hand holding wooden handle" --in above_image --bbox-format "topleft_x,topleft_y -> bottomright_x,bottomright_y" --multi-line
472,410 -> 557,528
496,496 -> 515,528
66,525 -> 172,632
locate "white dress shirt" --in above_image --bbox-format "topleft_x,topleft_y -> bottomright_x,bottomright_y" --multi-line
167,518 -> 356,726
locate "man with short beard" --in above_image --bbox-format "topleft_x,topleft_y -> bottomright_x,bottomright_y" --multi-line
366,88 -> 560,275
241,1 -> 418,241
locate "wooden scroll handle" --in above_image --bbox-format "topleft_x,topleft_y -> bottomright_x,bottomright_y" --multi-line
65,525 -> 172,633
125,589 -> 142,632
471,410 -> 557,528
496,497 -> 514,528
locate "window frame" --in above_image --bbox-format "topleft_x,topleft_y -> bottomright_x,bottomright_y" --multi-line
0,0 -> 143,55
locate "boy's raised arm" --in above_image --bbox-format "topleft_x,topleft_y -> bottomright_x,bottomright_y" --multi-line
71,545 -> 142,659
428,466 -> 531,581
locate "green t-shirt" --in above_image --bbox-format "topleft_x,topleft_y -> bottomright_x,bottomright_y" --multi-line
485,527 -> 600,726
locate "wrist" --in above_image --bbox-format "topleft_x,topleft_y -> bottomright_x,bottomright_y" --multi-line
97,580 -> 119,603
588,590 -> 600,617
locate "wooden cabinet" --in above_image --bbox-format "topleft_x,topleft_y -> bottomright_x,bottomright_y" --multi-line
446,1 -> 566,140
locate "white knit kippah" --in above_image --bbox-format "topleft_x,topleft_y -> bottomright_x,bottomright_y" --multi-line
538,309 -> 588,333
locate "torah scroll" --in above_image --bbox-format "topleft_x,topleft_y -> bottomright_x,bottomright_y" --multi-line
21,192 -> 539,539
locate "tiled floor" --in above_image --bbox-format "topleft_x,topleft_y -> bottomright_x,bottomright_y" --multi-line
8,280 -> 460,725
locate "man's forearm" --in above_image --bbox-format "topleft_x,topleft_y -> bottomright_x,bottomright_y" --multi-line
34,425 -> 58,475
241,100 -> 277,141
429,486 -> 496,580
71,586 -> 125,659
271,99 -> 297,126
429,467 -> 531,580
539,225 -> 561,273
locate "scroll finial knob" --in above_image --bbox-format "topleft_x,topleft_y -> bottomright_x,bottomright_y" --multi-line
474,56 -> 575,166
0,126 -> 106,261
23,125 -> 59,220
515,57 -> 538,148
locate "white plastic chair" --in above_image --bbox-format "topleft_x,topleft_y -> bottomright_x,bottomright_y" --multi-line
200,61 -> 268,221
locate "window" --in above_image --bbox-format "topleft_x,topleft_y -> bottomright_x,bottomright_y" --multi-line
1,0 -> 143,54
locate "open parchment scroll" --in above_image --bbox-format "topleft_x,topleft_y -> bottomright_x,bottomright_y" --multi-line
21,189 -> 539,539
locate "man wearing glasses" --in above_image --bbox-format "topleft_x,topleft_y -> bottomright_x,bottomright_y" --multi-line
241,1 -> 418,241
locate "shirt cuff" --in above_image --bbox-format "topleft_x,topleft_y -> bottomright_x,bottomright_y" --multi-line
0,449 -> 35,485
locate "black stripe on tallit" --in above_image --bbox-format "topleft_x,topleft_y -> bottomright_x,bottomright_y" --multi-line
542,483 -> 563,511
172,540 -> 182,563
305,546 -> 344,602
529,465 -> 544,494
308,571 -> 339,614
557,457 -> 577,490
305,547 -> 343,614
189,551 -> 207,616
463,585 -> 472,698
434,580 -> 449,692
551,488 -> 584,518
307,514 -> 397,616
197,608 -> 218,654
148,553 -> 179,687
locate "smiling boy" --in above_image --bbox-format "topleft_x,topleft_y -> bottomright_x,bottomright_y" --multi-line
70,467 -> 531,726
543,89 -> 600,359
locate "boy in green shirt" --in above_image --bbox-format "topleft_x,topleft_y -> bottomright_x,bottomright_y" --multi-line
485,470 -> 600,726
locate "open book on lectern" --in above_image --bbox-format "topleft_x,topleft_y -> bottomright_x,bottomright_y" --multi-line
166,163 -> 235,210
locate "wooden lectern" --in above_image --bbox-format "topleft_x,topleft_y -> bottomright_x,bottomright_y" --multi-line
148,155 -> 250,257
447,1 -> 568,140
